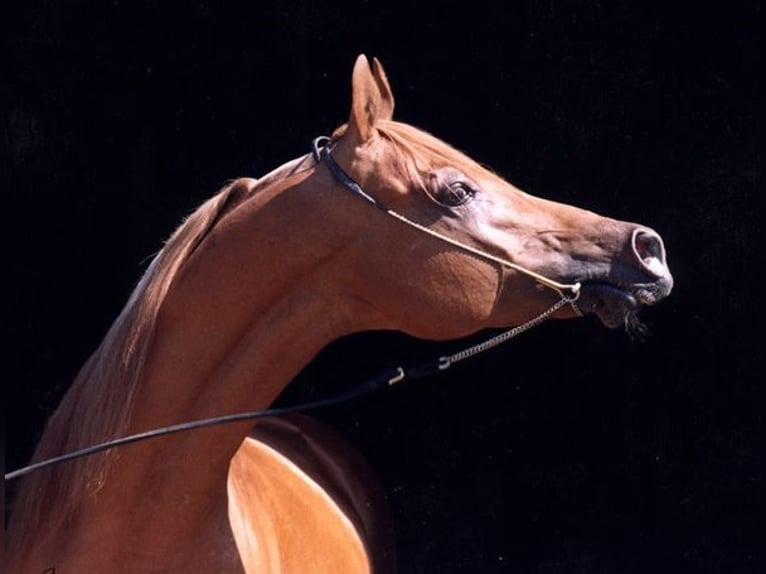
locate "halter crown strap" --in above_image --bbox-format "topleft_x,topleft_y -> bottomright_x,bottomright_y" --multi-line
312,136 -> 377,205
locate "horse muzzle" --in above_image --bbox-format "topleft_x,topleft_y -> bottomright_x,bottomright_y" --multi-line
577,228 -> 673,328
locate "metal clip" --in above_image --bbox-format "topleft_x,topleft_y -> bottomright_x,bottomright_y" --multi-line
387,367 -> 406,386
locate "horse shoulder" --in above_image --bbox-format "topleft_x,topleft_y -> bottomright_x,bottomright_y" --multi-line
227,414 -> 396,573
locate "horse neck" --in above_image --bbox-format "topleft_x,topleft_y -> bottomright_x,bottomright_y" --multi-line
11,156 -> 386,568
93,166 -> 379,510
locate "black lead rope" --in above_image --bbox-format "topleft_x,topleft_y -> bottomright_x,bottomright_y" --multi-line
5,361 -> 443,481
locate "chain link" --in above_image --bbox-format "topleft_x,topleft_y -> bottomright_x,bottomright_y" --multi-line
439,296 -> 575,370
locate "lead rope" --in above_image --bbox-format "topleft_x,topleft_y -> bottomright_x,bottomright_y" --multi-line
5,139 -> 582,481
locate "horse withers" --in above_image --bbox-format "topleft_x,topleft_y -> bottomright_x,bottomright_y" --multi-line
8,55 -> 671,573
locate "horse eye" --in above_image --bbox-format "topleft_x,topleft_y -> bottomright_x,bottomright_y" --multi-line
439,181 -> 476,207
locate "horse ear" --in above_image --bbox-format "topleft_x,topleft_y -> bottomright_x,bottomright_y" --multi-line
347,54 -> 395,143
371,57 -> 395,120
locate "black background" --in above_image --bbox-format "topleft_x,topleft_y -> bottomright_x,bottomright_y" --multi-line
7,2 -> 762,572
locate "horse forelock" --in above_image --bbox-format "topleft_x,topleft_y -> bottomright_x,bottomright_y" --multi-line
332,119 -> 490,188
375,121 -> 494,185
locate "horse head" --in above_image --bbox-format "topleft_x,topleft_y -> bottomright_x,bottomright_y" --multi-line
327,55 -> 672,339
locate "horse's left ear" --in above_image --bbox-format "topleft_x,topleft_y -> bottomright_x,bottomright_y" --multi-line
371,57 -> 395,120
347,55 -> 395,143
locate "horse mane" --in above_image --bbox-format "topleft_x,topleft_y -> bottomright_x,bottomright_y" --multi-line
9,156 -> 310,555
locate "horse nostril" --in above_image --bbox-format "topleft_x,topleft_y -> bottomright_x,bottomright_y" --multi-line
632,228 -> 668,277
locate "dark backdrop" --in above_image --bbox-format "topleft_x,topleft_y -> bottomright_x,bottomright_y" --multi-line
7,2 -> 762,572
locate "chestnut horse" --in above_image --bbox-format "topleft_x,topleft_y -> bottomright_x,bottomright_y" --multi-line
7,55 -> 672,573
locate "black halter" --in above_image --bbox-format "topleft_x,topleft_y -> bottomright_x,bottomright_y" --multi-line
312,136 -> 379,206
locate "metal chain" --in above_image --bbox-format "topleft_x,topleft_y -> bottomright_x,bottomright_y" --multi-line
438,295 -> 575,370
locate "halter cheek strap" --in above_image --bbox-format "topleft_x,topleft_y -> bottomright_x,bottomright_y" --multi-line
311,136 -> 582,310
